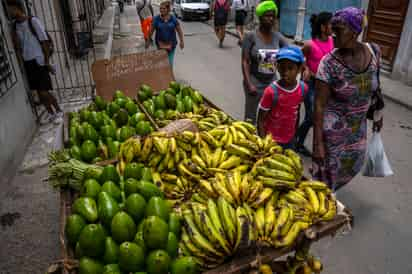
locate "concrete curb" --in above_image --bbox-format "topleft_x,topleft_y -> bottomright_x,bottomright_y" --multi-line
104,6 -> 116,60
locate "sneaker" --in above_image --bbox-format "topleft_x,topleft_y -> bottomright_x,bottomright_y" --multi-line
219,40 -> 223,48
296,145 -> 312,157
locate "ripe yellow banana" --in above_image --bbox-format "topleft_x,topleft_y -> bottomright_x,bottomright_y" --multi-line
200,131 -> 221,148
236,139 -> 259,152
209,128 -> 226,138
200,210 -> 232,255
227,144 -> 253,158
255,206 -> 266,238
140,137 -> 153,161
217,197 -> 237,246
299,180 -> 330,192
256,167 -> 296,181
258,176 -> 297,190
239,175 -> 251,202
275,221 -> 310,247
211,147 -> 222,168
226,173 -> 241,205
247,180 -> 263,203
263,157 -> 295,174
280,208 -> 295,236
285,190 -> 310,207
272,206 -> 291,239
284,149 -> 303,174
192,154 -> 207,170
317,191 -> 328,216
234,206 -> 252,251
198,179 -> 217,198
169,137 -> 177,153
250,188 -> 274,208
264,195 -> 277,237
229,126 -> 239,144
233,164 -> 249,174
211,177 -> 235,204
218,155 -> 242,170
321,196 -> 337,221
304,187 -> 320,214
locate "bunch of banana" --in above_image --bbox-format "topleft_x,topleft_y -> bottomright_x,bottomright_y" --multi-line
117,137 -> 142,174
156,173 -> 194,201
191,108 -> 232,131
285,253 -> 323,274
180,198 -> 255,270
251,148 -> 304,189
197,171 -> 276,208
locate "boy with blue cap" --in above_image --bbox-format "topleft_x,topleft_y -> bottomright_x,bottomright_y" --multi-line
257,45 -> 307,149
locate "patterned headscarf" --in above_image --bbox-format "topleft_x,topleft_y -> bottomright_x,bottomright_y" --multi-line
332,7 -> 366,34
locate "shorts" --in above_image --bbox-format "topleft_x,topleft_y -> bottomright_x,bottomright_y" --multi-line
214,12 -> 228,27
235,10 -> 247,26
23,59 -> 52,91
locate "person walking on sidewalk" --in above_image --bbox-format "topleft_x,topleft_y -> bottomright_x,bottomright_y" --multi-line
7,0 -> 62,124
136,0 -> 154,43
295,12 -> 333,157
257,46 -> 307,149
312,7 -> 384,191
241,1 -> 288,124
232,0 -> 248,46
146,1 -> 184,67
213,0 -> 230,48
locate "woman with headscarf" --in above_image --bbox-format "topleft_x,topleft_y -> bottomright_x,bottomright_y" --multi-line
312,7 -> 384,191
241,1 -> 288,124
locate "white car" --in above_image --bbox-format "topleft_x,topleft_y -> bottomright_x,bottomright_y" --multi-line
173,0 -> 211,21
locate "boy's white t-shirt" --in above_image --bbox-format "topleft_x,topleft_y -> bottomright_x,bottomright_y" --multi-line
15,17 -> 48,65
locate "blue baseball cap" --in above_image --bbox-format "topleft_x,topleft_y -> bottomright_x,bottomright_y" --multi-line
276,46 -> 305,64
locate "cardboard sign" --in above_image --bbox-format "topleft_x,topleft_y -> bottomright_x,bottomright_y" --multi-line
92,50 -> 174,100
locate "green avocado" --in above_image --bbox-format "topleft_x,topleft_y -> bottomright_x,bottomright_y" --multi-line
145,249 -> 171,274
143,216 -> 169,250
111,212 -> 137,243
81,179 -> 101,199
101,181 -> 122,202
98,191 -> 120,227
79,257 -> 104,274
72,197 -> 98,223
125,193 -> 146,223
100,165 -> 120,184
171,256 -> 199,274
118,242 -> 145,273
103,237 -> 120,264
65,214 -> 86,246
79,224 -> 106,258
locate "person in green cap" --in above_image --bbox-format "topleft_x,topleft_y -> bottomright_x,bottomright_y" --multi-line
241,0 -> 288,124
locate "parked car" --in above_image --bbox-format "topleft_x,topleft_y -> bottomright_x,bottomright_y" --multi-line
173,0 -> 211,21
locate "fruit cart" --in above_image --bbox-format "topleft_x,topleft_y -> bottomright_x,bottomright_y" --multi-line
51,51 -> 353,274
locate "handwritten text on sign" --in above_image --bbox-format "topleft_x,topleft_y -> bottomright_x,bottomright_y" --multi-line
104,51 -> 170,79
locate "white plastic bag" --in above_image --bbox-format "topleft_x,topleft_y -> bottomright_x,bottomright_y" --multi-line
363,132 -> 394,177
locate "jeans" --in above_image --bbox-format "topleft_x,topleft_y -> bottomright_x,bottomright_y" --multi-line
296,79 -> 315,146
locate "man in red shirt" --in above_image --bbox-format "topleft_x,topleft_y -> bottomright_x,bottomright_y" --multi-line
257,46 -> 307,149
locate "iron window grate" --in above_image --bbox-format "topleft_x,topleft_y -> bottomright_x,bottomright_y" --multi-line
0,16 -> 18,98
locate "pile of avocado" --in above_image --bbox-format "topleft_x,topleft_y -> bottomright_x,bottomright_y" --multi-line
65,164 -> 198,274
138,82 -> 204,122
68,91 -> 154,163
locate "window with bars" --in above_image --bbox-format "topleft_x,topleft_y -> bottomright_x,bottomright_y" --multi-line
0,17 -> 18,98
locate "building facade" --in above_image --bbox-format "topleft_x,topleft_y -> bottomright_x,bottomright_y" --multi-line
279,0 -> 412,85
0,4 -> 36,179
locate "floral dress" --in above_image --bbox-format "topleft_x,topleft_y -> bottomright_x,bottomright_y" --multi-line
313,44 -> 380,190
